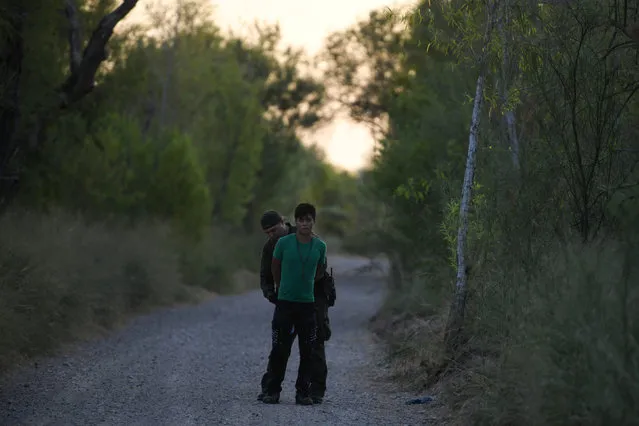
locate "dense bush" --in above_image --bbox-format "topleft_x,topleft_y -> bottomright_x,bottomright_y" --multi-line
327,0 -> 639,423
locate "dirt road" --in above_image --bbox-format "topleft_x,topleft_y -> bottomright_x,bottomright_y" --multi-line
0,256 -> 429,425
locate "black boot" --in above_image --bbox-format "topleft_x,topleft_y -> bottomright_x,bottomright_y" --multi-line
262,392 -> 280,404
295,393 -> 313,405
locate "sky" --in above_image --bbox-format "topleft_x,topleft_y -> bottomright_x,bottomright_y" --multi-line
129,0 -> 408,171
211,0 -> 406,171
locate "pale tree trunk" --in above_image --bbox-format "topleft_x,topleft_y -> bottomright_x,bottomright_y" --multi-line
498,1 -> 520,170
444,1 -> 497,353
505,106 -> 519,169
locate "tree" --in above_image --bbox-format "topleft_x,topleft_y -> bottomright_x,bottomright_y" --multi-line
322,9 -> 409,136
0,0 -> 139,208
443,0 -> 498,351
226,24 -> 330,230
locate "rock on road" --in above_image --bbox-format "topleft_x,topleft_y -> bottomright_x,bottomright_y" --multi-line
0,256 -> 429,425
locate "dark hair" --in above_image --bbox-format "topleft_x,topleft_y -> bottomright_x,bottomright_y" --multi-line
294,203 -> 316,221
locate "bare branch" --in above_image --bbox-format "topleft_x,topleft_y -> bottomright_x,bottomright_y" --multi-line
60,0 -> 139,106
64,0 -> 82,76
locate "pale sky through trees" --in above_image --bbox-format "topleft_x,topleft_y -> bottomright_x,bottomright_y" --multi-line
214,0 -> 408,172
130,0 -> 409,171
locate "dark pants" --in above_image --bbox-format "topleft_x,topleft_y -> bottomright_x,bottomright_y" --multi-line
311,299 -> 329,397
261,299 -> 330,397
263,301 -> 317,397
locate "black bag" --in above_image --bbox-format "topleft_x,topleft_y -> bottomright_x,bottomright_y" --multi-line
323,267 -> 336,307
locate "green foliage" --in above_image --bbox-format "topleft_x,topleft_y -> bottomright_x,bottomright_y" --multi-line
23,112 -> 212,236
327,0 -> 639,423
151,131 -> 212,236
327,2 -> 474,271
5,0 -> 349,234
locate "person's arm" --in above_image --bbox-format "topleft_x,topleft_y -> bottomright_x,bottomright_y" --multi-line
315,256 -> 327,282
272,259 -> 282,292
260,241 -> 275,299
314,242 -> 327,282
272,239 -> 284,292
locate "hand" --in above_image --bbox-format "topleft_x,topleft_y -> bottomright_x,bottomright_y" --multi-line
267,291 -> 278,304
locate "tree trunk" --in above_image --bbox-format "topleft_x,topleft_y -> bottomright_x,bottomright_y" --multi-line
505,108 -> 519,168
0,6 -> 25,209
498,2 -> 520,170
444,1 -> 496,353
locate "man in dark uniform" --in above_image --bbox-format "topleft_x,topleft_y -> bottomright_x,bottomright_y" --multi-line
257,210 -> 336,404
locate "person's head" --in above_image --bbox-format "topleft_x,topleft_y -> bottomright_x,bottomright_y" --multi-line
294,203 -> 316,236
260,210 -> 288,239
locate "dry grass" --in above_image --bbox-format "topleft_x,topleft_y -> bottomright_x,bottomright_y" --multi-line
0,208 -> 256,374
373,236 -> 639,426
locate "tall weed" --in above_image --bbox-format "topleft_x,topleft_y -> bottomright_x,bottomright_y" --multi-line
0,208 -> 257,373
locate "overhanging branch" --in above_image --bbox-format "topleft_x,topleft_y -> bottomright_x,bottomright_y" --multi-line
65,0 -> 82,76
61,0 -> 139,107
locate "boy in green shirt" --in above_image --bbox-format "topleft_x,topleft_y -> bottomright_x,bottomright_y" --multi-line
262,203 -> 327,405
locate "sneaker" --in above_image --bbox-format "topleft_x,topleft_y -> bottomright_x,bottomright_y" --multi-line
295,394 -> 313,405
257,392 -> 265,401
311,395 -> 323,404
262,393 -> 280,404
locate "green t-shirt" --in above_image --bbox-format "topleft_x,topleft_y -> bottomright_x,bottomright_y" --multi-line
273,234 -> 327,303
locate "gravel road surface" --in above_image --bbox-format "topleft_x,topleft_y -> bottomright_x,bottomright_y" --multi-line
0,256 -> 429,425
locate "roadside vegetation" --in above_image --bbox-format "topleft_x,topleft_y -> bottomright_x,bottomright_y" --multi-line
328,1 -> 639,424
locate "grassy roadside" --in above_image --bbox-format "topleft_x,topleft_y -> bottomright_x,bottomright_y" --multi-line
367,235 -> 639,426
368,272 -> 454,424
0,208 -> 262,375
